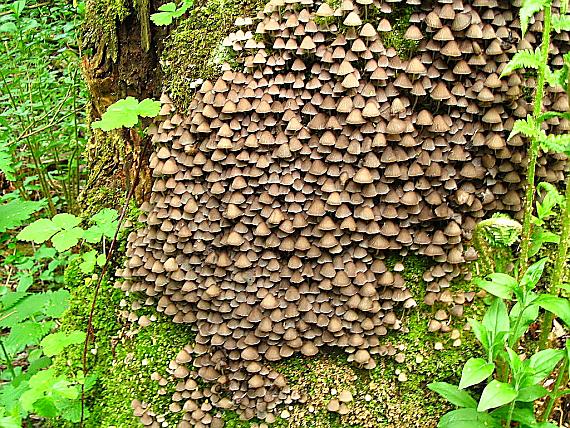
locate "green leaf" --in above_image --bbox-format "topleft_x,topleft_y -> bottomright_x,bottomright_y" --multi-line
529,228 -> 559,257
540,134 -> 570,155
483,298 -> 510,336
536,182 -> 564,223
520,0 -> 548,36
509,303 -> 539,346
516,385 -> 549,402
459,358 -> 495,389
0,197 -> 45,233
535,295 -> 570,326
552,14 -> 570,32
438,408 -> 501,428
475,274 -> 517,300
428,382 -> 477,408
51,227 -> 84,251
501,49 -> 542,77
51,213 -> 81,229
520,258 -> 547,291
477,380 -> 518,412
150,0 -> 193,25
469,318 -> 490,352
508,115 -> 545,141
17,218 -> 60,243
526,349 -> 565,385
32,396 -> 58,418
91,97 -> 161,131
40,331 -> 85,357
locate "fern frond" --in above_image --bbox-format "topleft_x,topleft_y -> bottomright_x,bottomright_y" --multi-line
501,49 -> 542,77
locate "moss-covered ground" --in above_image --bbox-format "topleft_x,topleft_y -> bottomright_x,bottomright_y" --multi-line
54,250 -> 484,427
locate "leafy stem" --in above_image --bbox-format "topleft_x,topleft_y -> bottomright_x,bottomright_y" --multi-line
518,0 -> 553,277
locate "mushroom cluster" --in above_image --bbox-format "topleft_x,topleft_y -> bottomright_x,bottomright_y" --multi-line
118,0 -> 569,425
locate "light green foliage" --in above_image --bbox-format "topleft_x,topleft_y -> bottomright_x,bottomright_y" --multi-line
430,259 -> 570,427
519,0 -> 548,36
151,0 -> 194,25
0,193 -> 45,233
17,209 -> 118,268
0,0 -> 86,214
91,97 -> 161,131
0,286 -> 90,426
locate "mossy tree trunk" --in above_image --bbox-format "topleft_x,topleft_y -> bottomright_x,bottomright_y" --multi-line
80,0 -> 264,209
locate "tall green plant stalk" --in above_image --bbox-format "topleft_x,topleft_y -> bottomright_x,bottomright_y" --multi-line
538,174 -> 570,349
518,2 -> 553,278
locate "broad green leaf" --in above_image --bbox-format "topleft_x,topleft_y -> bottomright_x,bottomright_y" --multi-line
438,408 -> 501,428
469,318 -> 490,351
508,303 -> 539,346
535,295 -> 570,326
520,258 -> 547,291
536,182 -> 564,223
40,330 -> 85,357
475,273 -> 517,300
32,396 -> 58,418
529,228 -> 559,257
526,349 -> 565,385
428,382 -> 477,408
0,197 -> 45,233
477,380 -> 517,412
17,218 -> 60,243
501,49 -> 542,77
516,385 -> 549,402
505,347 -> 523,377
483,298 -> 510,336
79,250 -> 98,274
92,97 -> 161,131
459,358 -> 495,389
51,213 -> 81,229
520,0 -> 548,36
51,227 -> 84,252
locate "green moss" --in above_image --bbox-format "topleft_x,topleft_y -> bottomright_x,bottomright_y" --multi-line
377,4 -> 419,59
161,0 -> 266,109
53,247 -> 195,427
82,0 -> 131,63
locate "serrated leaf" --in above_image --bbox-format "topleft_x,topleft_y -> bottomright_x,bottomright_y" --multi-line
552,14 -> 570,32
51,227 -> 84,251
17,218 -> 60,243
40,331 -> 86,357
540,134 -> 570,155
51,213 -> 81,229
428,382 -> 477,408
520,0 -> 549,36
501,49 -> 542,77
477,380 -> 517,412
508,115 -> 544,141
92,97 -> 160,131
0,197 -> 45,233
459,358 -> 495,389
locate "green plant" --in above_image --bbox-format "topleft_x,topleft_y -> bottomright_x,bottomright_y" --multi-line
499,0 -> 569,274
0,0 -> 87,214
91,97 -> 161,131
150,0 -> 194,26
429,260 -> 570,428
0,287 -> 92,427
